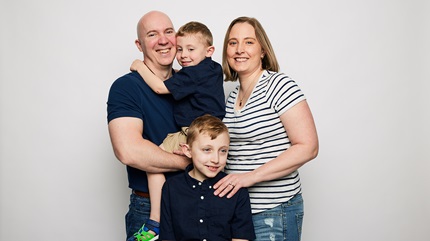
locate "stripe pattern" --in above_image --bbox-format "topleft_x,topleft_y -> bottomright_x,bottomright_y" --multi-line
223,70 -> 306,213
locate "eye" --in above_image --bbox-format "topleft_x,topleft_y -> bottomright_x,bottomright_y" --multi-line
188,48 -> 194,52
177,47 -> 183,52
203,148 -> 211,152
166,29 -> 175,35
220,148 -> 228,154
228,40 -> 237,46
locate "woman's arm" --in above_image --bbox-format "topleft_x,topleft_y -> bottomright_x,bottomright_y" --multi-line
214,100 -> 319,198
130,59 -> 171,94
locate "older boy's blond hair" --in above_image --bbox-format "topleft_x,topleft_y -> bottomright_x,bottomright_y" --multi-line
186,114 -> 229,147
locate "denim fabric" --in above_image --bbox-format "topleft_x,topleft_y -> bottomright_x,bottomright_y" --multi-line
125,192 -> 150,241
252,194 -> 304,241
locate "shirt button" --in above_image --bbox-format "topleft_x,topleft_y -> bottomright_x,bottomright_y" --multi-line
200,196 -> 204,200
209,185 -> 212,189
200,219 -> 204,223
192,185 -> 196,189
198,182 -> 202,186
203,239 -> 207,241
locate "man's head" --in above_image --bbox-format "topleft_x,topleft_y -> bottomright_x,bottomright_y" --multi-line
182,114 -> 230,181
175,21 -> 215,67
135,11 -> 177,76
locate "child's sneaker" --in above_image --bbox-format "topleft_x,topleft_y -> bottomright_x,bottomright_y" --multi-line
128,220 -> 160,241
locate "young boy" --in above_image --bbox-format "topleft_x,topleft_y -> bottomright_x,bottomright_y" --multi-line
160,114 -> 255,241
129,22 -> 226,241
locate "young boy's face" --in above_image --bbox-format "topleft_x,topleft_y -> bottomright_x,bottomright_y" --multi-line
183,131 -> 230,182
176,34 -> 211,67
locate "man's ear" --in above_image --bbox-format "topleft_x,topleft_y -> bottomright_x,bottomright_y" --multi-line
181,144 -> 192,158
135,39 -> 143,52
205,46 -> 215,57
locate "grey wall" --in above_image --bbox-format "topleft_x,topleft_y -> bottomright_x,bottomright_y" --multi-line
1,0 -> 429,240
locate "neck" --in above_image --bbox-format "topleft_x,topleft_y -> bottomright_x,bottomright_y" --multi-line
239,69 -> 264,91
237,69 -> 263,108
144,61 -> 173,80
189,169 -> 206,182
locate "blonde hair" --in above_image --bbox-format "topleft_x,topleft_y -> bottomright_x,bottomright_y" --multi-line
176,21 -> 213,47
222,17 -> 280,81
186,114 -> 229,147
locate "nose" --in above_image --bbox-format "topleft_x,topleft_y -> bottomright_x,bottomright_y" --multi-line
179,50 -> 187,58
211,153 -> 220,164
236,43 -> 244,54
158,34 -> 168,45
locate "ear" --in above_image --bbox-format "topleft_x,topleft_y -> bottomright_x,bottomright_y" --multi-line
181,144 -> 192,158
205,45 -> 215,57
135,39 -> 143,52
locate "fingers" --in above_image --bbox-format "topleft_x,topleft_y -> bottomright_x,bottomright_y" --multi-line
214,179 -> 237,198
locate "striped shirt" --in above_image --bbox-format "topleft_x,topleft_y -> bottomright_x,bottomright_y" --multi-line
223,70 -> 306,214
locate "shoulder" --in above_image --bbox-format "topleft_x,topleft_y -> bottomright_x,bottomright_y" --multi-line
263,70 -> 292,83
194,57 -> 222,71
110,72 -> 142,91
261,70 -> 300,92
164,172 -> 186,186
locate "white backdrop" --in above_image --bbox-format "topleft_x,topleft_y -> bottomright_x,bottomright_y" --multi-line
1,0 -> 429,241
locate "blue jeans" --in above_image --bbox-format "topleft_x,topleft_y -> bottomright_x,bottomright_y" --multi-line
252,193 -> 304,241
125,192 -> 150,240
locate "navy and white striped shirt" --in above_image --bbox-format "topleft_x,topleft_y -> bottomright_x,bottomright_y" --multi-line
223,70 -> 306,214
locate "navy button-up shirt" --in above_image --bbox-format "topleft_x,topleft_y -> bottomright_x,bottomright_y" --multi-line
160,164 -> 255,241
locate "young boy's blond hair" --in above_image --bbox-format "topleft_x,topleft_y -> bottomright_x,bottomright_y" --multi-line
176,21 -> 213,47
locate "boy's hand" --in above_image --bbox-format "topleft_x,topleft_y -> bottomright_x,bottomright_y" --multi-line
130,59 -> 144,72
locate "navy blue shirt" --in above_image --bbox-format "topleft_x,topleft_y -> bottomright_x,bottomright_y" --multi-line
160,164 -> 255,241
164,57 -> 226,126
107,71 -> 181,192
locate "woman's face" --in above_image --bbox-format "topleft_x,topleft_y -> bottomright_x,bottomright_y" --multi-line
226,22 -> 263,77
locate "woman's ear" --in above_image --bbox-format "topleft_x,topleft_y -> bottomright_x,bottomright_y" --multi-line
206,46 -> 215,57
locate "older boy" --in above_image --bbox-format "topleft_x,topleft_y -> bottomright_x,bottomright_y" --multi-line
160,114 -> 255,241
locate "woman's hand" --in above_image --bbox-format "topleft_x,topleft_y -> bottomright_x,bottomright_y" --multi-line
213,172 -> 256,198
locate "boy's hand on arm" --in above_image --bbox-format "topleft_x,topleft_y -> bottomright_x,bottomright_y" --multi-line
130,59 -> 145,72
130,59 -> 170,94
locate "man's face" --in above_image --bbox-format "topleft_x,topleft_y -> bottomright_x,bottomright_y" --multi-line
137,12 -> 177,68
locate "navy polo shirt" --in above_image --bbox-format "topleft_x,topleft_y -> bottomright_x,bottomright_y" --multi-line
107,71 -> 180,192
160,164 -> 255,241
164,57 -> 226,127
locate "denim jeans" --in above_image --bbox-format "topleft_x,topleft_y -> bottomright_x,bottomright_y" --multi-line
125,192 -> 150,240
252,193 -> 304,241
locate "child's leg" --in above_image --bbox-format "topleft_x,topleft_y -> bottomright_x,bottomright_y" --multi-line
128,173 -> 164,241
129,131 -> 187,240
147,172 -> 165,223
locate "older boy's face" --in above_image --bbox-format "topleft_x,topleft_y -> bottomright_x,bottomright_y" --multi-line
187,132 -> 230,181
176,34 -> 209,67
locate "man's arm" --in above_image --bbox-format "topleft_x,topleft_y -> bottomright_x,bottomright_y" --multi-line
130,59 -> 170,94
108,116 -> 190,173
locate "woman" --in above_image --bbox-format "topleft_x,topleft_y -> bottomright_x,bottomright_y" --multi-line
213,16 -> 319,240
